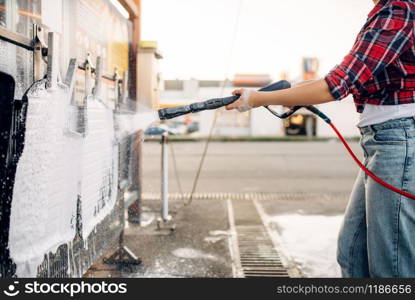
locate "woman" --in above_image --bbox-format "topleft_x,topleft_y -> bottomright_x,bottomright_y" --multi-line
227,0 -> 415,278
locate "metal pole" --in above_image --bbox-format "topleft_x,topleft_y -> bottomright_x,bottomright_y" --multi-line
137,130 -> 143,214
127,130 -> 143,223
161,133 -> 170,221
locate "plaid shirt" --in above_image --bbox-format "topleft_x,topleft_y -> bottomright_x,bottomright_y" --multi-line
325,0 -> 415,113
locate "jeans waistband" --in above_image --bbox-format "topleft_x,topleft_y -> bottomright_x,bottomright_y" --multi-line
359,116 -> 415,135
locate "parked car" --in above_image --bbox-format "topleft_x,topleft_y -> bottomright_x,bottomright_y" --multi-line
144,124 -> 168,136
167,122 -> 187,135
187,122 -> 200,134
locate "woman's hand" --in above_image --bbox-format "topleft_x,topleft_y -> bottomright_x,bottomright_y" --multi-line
226,79 -> 335,112
226,89 -> 260,112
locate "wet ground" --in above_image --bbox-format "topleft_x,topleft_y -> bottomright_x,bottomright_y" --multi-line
86,141 -> 360,278
86,198 -> 233,278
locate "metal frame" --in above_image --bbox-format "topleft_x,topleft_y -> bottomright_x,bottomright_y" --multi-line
0,26 -> 34,51
0,25 -> 128,101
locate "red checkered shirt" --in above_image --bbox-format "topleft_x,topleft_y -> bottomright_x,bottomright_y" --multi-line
325,0 -> 415,113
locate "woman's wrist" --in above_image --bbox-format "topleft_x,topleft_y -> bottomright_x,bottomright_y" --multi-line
250,91 -> 264,108
228,79 -> 335,111
251,91 -> 275,108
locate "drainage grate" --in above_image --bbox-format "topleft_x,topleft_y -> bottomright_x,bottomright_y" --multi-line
230,198 -> 291,278
237,225 -> 289,278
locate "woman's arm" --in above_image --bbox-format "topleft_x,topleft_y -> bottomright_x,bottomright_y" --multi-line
226,79 -> 335,111
227,3 -> 413,112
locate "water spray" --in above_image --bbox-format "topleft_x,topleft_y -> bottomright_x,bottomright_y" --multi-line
158,80 -> 415,201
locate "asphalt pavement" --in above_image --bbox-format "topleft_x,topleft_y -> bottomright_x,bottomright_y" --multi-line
143,140 -> 361,196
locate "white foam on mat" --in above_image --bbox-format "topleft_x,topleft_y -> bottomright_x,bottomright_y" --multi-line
79,97 -> 119,239
8,80 -> 156,277
266,214 -> 343,278
9,82 -> 79,277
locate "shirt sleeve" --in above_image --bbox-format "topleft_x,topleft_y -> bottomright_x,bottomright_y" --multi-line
325,2 -> 413,100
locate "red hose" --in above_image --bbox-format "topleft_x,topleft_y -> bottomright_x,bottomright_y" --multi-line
328,122 -> 415,200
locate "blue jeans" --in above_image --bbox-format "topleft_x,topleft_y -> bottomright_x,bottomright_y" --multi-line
337,117 -> 415,277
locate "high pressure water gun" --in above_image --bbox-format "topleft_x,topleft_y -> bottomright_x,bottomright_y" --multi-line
159,80 -> 293,120
157,80 -> 415,201
158,80 -> 330,122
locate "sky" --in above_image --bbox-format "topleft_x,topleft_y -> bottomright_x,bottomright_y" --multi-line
141,0 -> 373,80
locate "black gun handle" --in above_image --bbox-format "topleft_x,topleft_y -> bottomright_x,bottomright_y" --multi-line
259,80 -> 291,92
158,80 -> 291,120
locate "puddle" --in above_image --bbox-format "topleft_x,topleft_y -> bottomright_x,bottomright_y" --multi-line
267,214 -> 343,278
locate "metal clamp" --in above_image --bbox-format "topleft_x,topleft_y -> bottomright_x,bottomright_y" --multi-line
64,58 -> 78,96
114,69 -> 130,111
77,55 -> 129,108
83,53 -> 94,99
113,68 -> 122,108
34,24 -> 48,56
0,24 -> 50,82
33,24 -> 48,81
93,56 -> 103,98
121,70 -> 129,105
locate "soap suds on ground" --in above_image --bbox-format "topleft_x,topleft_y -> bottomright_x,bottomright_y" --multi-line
172,248 -> 218,261
266,214 -> 343,278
